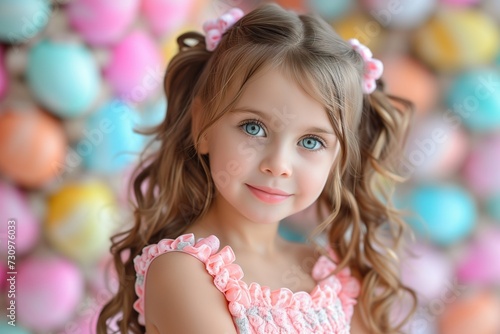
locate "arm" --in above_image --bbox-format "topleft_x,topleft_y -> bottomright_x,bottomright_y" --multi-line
145,252 -> 238,334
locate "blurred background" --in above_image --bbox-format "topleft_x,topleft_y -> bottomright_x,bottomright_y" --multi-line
0,0 -> 499,333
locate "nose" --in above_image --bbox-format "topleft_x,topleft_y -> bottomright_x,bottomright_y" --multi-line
259,141 -> 293,177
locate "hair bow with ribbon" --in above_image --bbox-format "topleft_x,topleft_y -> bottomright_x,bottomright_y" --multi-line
202,8 -> 245,52
348,39 -> 384,94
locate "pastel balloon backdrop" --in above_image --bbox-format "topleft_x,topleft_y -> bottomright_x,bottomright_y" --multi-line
400,184 -> 477,246
438,291 -> 500,334
445,69 -> 500,133
381,55 -> 438,117
0,109 -> 67,188
400,243 -> 454,303
27,39 -> 101,118
0,46 -> 7,99
81,100 -> 145,174
0,181 -> 40,257
403,114 -> 468,180
0,0 -> 51,43
362,0 -> 437,28
16,256 -> 84,332
66,0 -> 140,46
413,8 -> 499,71
45,180 -> 118,264
104,31 -> 163,103
308,0 -> 353,20
141,0 -> 195,37
462,134 -> 500,197
457,227 -> 500,285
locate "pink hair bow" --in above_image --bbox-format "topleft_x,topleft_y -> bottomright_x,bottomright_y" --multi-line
348,39 -> 383,94
203,8 -> 245,52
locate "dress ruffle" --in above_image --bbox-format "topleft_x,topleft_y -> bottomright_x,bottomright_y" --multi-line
133,233 -> 360,333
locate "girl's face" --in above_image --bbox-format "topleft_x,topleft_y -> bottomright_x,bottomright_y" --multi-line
199,68 -> 339,225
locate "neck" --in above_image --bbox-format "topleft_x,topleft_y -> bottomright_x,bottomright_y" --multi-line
191,195 -> 282,255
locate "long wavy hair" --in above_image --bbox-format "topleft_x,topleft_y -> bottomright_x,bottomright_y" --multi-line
97,3 -> 416,333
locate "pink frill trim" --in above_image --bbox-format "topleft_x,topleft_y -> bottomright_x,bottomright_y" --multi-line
133,233 -> 360,326
311,248 -> 361,321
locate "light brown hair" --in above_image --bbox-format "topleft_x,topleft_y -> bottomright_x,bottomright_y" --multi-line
98,3 -> 416,333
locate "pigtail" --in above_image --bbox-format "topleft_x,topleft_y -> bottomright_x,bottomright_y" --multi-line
97,32 -> 213,334
326,83 -> 417,333
356,88 -> 417,332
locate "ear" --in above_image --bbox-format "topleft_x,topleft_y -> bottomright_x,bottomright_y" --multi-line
197,132 -> 209,155
191,97 -> 209,154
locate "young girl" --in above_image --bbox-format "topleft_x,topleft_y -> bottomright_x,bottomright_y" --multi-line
98,3 -> 416,333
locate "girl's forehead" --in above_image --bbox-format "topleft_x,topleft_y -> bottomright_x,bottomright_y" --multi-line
230,68 -> 333,129
235,68 -> 325,111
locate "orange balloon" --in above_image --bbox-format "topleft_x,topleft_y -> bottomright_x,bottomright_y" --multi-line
381,55 -> 438,118
439,291 -> 500,334
0,109 -> 67,188
273,0 -> 307,12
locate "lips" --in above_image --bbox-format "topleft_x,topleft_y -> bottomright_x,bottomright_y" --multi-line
246,184 -> 292,204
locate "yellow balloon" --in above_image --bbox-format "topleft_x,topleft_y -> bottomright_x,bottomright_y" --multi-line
161,25 -> 199,67
332,13 -> 385,53
413,9 -> 500,71
45,180 -> 118,264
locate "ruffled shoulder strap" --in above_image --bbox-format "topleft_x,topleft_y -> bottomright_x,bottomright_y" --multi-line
311,246 -> 361,323
133,233 -> 223,325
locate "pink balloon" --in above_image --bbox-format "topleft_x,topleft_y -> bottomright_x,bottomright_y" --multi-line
404,114 -> 468,180
463,134 -> 500,197
141,0 -> 195,36
401,243 -> 454,303
0,180 -> 40,256
104,30 -> 163,103
0,46 -> 7,99
457,228 -> 500,285
0,262 -> 6,291
66,0 -> 140,46
441,0 -> 480,5
17,256 -> 84,331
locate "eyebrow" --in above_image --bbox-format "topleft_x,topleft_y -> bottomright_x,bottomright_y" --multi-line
232,108 -> 336,136
232,108 -> 269,120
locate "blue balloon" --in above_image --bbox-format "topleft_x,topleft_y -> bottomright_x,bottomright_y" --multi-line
0,321 -> 31,334
486,193 -> 500,222
79,99 -> 146,173
402,184 -> 477,246
0,0 -> 51,43
445,69 -> 500,132
139,96 -> 167,129
309,0 -> 352,20
27,39 -> 101,118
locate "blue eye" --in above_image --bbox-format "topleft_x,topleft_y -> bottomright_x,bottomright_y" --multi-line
299,137 -> 324,150
241,121 -> 266,137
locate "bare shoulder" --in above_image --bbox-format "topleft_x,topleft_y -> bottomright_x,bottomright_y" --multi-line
350,302 -> 371,334
145,252 -> 237,334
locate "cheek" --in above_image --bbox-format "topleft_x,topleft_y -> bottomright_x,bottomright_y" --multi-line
297,158 -> 335,197
208,135 -> 252,188
299,170 -> 329,196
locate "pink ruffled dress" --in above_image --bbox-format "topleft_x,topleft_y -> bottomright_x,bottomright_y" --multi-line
133,234 -> 360,333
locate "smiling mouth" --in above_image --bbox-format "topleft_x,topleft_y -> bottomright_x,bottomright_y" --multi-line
246,184 -> 292,204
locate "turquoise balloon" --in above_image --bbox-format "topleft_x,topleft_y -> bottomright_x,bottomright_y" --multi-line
27,39 -> 100,118
445,69 -> 500,132
140,96 -> 167,129
0,321 -> 31,334
403,184 -> 477,246
81,100 -> 146,173
0,0 -> 51,43
309,0 -> 352,20
486,193 -> 500,222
